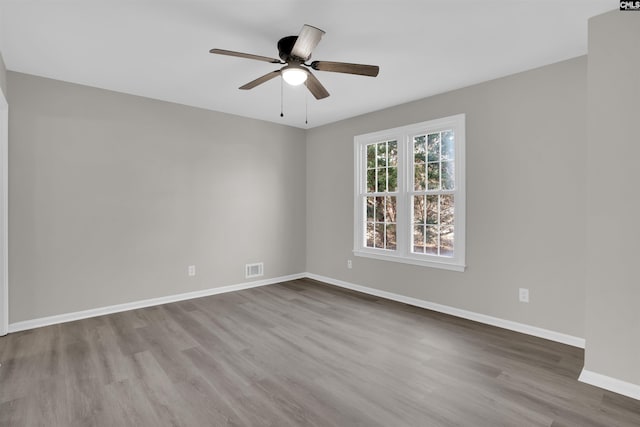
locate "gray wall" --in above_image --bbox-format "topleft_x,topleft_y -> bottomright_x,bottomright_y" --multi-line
585,11 -> 640,385
307,57 -> 587,338
8,72 -> 306,322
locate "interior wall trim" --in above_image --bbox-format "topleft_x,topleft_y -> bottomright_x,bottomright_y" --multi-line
0,89 -> 7,337
8,272 -> 585,350
579,369 -> 640,400
305,273 -> 586,349
7,273 -> 306,333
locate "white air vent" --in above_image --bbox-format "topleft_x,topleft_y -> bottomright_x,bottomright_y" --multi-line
245,262 -> 264,279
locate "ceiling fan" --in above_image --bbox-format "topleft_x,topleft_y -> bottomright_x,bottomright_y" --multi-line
210,24 -> 379,100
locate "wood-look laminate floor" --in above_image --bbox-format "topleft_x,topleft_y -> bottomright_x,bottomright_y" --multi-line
1,279 -> 639,426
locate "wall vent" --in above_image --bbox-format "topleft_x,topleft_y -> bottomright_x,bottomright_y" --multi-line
245,262 -> 264,279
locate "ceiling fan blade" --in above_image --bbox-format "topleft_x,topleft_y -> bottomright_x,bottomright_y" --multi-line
311,61 -> 379,77
210,48 -> 281,64
239,70 -> 281,90
291,25 -> 325,61
304,71 -> 330,100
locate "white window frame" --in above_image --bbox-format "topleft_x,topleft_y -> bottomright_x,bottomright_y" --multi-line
353,114 -> 466,272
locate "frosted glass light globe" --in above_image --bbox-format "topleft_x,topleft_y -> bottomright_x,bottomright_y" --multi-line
282,66 -> 308,86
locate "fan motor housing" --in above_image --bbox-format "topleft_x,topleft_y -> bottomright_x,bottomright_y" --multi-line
278,36 -> 305,62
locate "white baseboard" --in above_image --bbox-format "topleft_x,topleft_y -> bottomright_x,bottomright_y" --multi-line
6,271 -> 585,350
305,273 -> 586,348
579,369 -> 640,400
8,273 -> 306,333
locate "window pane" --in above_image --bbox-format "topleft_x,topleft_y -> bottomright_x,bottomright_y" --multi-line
367,169 -> 375,192
377,143 -> 387,167
442,161 -> 455,190
414,164 -> 426,190
425,226 -> 438,255
367,144 -> 376,168
388,140 -> 398,166
440,195 -> 454,226
376,168 -> 387,192
385,196 -> 397,223
442,130 -> 454,161
413,225 -> 424,253
427,132 -> 440,162
386,224 -> 397,250
413,195 -> 425,224
366,222 -> 375,247
375,223 -> 385,249
414,136 -> 426,164
366,197 -> 375,221
388,166 -> 398,192
426,195 -> 438,224
440,226 -> 454,257
427,162 -> 440,190
375,197 -> 385,222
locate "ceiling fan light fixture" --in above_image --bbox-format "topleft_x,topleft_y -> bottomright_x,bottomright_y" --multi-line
282,66 -> 308,86
210,24 -> 379,100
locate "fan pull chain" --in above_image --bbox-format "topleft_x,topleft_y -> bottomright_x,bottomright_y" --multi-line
280,75 -> 284,118
305,92 -> 308,125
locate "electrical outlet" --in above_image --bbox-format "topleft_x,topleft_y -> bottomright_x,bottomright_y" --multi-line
519,288 -> 529,303
347,259 -> 353,269
188,265 -> 196,277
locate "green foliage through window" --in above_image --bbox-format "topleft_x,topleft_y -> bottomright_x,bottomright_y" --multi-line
412,130 -> 456,257
364,139 -> 398,250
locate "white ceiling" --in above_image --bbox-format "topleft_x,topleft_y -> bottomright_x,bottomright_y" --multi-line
0,0 -> 615,129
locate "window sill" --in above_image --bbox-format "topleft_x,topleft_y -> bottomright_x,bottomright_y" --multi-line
353,250 -> 466,272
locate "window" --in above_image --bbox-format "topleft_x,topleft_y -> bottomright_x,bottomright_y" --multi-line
354,114 -> 465,271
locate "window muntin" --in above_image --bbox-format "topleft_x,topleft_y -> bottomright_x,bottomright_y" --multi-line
354,115 -> 465,271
